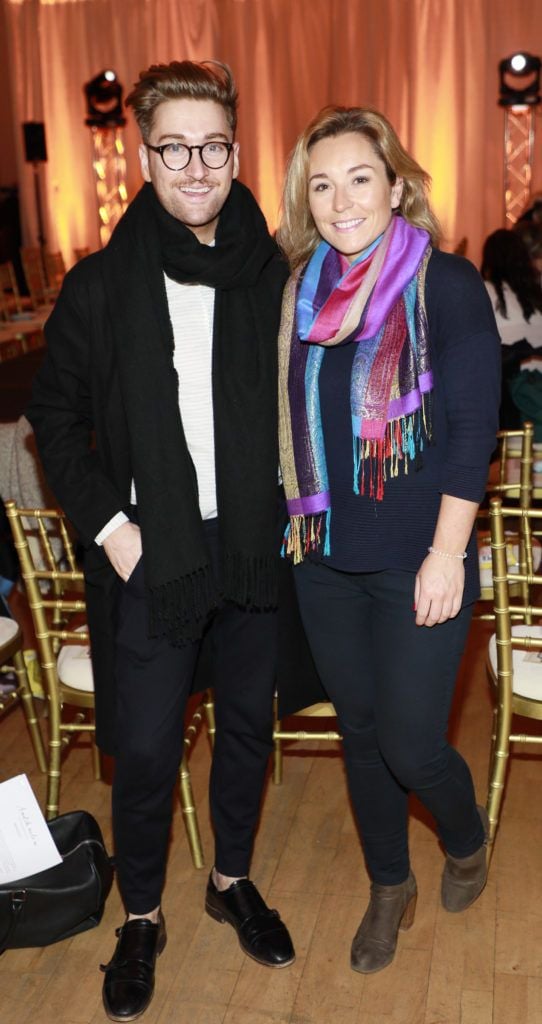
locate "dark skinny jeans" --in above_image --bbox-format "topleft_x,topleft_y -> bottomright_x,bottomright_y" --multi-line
294,561 -> 484,885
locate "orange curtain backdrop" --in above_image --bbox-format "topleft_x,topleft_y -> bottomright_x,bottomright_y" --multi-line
5,0 -> 542,268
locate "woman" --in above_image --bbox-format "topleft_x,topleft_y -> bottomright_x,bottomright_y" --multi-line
482,229 -> 542,430
481,228 -> 542,348
277,107 -> 500,974
514,220 -> 542,286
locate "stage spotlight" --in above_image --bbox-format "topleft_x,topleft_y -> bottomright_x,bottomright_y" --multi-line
510,53 -> 527,73
499,52 -> 541,107
84,69 -> 126,127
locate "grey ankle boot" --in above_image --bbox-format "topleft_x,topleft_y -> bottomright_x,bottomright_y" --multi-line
441,805 -> 489,913
350,871 -> 417,974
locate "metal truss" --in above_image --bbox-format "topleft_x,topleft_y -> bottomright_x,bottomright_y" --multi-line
503,107 -> 535,226
89,127 -> 128,246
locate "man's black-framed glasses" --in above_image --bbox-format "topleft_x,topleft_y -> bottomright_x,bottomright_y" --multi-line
146,141 -> 234,171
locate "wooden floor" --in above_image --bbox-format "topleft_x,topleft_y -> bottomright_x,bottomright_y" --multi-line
1,617 -> 541,1024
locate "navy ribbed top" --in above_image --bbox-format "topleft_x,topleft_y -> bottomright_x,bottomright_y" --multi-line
316,249 -> 501,605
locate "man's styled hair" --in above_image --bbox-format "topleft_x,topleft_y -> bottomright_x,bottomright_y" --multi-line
277,105 -> 441,271
125,60 -> 238,142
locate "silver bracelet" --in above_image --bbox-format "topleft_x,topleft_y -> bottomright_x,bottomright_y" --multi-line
428,546 -> 467,560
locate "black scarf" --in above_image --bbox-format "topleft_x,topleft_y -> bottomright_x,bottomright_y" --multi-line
102,181 -> 287,643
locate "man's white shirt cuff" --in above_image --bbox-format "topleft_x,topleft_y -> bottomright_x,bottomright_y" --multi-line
95,511 -> 129,546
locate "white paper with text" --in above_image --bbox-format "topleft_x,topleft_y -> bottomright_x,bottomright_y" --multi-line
0,774 -> 61,884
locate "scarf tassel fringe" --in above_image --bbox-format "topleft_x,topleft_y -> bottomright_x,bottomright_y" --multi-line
283,398 -> 433,564
282,510 -> 331,565
353,399 -> 433,501
222,549 -> 279,609
150,550 -> 279,645
150,568 -> 217,645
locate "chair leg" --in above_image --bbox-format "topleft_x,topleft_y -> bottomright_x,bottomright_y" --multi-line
273,694 -> 283,785
178,751 -> 204,869
12,648 -> 46,772
90,710 -> 101,780
488,706 -> 497,790
273,733 -> 283,785
92,740 -> 102,781
486,699 -> 511,860
46,736 -> 62,820
203,690 -> 215,751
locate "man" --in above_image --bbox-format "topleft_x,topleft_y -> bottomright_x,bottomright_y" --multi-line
27,60 -> 294,1023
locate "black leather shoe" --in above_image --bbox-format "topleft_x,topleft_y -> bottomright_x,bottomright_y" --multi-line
205,875 -> 295,968
100,913 -> 167,1022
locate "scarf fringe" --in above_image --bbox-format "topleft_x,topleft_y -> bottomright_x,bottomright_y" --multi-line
149,569 -> 218,645
149,549 -> 279,645
282,510 -> 331,564
222,549 -> 279,610
353,396 -> 433,501
283,393 -> 433,565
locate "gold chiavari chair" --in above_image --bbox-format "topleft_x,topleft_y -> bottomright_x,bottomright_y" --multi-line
0,260 -> 33,319
497,426 -> 542,502
6,502 -> 207,868
486,497 -> 542,855
180,690 -> 215,868
43,250 -> 66,295
198,686 -> 336,788
6,503 -> 98,818
272,696 -> 340,785
0,615 -> 46,772
476,423 -> 541,619
272,573 -> 339,783
0,276 -> 8,321
73,246 -> 91,262
19,247 -> 50,308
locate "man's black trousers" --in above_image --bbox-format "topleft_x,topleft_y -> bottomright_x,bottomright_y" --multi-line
111,519 -> 276,915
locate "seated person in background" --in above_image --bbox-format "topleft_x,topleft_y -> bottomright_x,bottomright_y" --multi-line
0,416 -> 55,515
481,228 -> 542,349
482,229 -> 542,431
514,219 -> 542,285
0,416 -> 57,657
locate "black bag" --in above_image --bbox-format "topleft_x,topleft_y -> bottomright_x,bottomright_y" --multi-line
0,810 -> 114,953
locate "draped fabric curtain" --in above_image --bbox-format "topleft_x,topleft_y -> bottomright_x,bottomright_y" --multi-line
5,0 -> 542,268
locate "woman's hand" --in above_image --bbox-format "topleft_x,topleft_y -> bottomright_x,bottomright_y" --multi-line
414,551 -> 465,627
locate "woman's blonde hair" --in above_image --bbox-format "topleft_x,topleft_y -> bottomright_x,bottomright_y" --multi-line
277,106 -> 441,270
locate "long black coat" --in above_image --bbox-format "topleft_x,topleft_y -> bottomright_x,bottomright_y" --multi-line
27,249 -> 324,754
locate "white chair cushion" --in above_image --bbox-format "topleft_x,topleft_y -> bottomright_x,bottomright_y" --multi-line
56,626 -> 94,693
478,534 -> 542,590
0,617 -> 19,647
488,624 -> 542,701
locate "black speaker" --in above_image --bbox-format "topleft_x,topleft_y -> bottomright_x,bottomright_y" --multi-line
22,122 -> 47,163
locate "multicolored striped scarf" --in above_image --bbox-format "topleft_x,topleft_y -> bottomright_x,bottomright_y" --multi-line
279,215 -> 433,563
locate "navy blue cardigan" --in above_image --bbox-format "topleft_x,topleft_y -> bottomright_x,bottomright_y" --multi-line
316,249 -> 501,605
